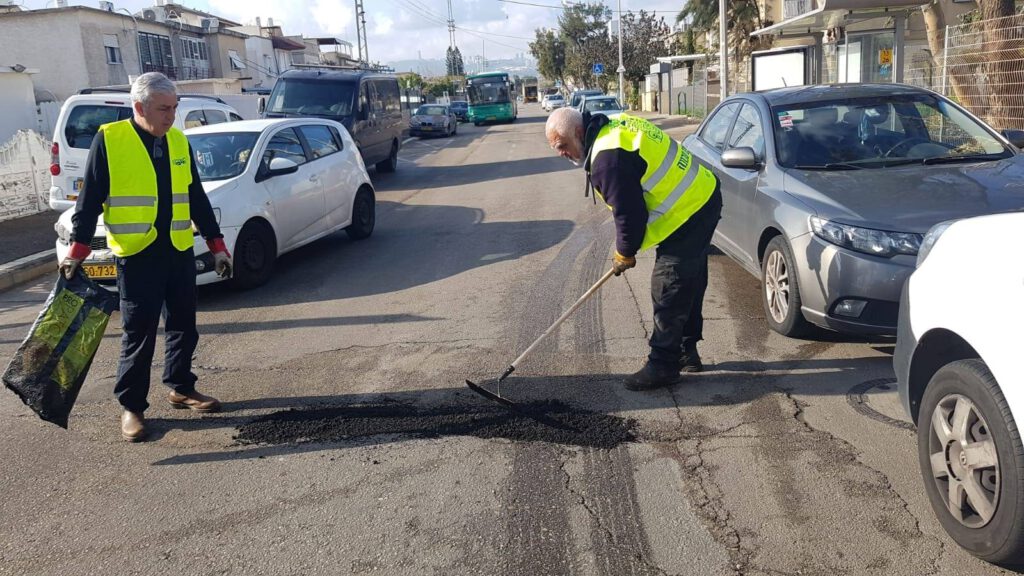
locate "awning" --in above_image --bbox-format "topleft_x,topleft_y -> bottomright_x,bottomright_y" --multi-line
751,0 -> 925,37
656,52 -> 721,63
271,36 -> 306,51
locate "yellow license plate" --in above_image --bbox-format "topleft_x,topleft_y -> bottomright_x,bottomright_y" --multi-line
82,263 -> 116,279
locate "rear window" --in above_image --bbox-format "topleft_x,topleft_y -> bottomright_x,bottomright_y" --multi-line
64,104 -> 132,149
266,79 -> 357,118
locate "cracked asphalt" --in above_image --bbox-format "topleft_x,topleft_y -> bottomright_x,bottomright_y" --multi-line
0,107 -> 1018,575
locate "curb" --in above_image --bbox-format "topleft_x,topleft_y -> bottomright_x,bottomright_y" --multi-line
0,249 -> 56,293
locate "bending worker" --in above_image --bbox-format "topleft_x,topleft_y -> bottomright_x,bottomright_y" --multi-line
545,107 -> 722,391
60,72 -> 231,442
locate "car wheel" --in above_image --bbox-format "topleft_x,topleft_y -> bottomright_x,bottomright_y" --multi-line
231,220 -> 276,290
453,123 -> 457,136
345,187 -> 375,241
376,141 -> 398,173
761,236 -> 810,337
918,359 -> 1024,565
474,122 -> 481,127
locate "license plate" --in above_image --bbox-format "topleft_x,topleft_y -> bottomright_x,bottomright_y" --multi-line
487,116 -> 497,121
421,126 -> 433,131
82,263 -> 116,279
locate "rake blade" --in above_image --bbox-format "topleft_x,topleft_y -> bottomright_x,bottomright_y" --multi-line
465,379 -> 517,409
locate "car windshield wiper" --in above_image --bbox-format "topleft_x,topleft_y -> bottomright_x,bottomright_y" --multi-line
921,153 -> 1007,165
794,163 -> 863,170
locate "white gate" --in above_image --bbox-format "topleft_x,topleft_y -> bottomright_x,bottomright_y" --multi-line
36,101 -> 61,140
0,130 -> 51,222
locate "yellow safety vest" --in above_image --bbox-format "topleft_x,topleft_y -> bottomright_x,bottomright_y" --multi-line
588,114 -> 717,251
100,120 -> 193,257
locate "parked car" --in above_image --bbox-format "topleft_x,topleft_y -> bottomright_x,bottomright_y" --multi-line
683,83 -> 1024,337
410,104 -> 457,138
262,70 -> 403,173
579,95 -> 626,116
54,118 -> 375,289
450,100 -> 469,122
543,94 -> 565,111
48,90 -> 243,212
569,89 -> 603,109
894,212 -> 1024,566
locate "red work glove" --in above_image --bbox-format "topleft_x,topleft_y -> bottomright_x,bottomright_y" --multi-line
206,238 -> 232,278
59,241 -> 92,279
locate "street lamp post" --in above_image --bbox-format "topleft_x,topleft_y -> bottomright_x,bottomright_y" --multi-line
719,0 -> 728,101
616,0 -> 624,104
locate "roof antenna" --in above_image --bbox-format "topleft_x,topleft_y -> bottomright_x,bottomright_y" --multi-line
782,77 -> 788,87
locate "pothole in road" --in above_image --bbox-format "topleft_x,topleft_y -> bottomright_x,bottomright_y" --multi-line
846,378 -> 915,431
234,400 -> 638,450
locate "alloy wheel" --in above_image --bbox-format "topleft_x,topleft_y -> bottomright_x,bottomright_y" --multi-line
764,250 -> 790,324
928,393 -> 1000,528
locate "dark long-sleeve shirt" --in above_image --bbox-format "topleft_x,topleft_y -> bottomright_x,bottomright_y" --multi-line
71,118 -> 222,249
583,112 -> 649,258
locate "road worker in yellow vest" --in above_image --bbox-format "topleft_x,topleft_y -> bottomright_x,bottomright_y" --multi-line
545,107 -> 723,390
59,72 -> 230,442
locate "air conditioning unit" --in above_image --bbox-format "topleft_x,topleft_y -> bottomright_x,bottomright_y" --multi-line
142,9 -> 157,21
201,18 -> 219,32
98,1 -> 113,11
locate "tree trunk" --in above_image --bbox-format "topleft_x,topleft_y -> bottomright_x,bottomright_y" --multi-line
980,0 -> 1020,129
921,3 -> 982,117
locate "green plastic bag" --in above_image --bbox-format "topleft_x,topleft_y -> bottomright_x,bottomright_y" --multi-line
3,273 -> 119,428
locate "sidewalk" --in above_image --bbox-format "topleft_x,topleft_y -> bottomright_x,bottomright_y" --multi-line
631,111 -> 702,140
0,210 -> 59,292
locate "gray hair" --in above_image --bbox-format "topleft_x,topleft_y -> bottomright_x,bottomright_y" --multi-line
545,107 -> 583,140
130,72 -> 177,105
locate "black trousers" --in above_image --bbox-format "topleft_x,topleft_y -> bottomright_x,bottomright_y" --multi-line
113,243 -> 198,413
647,187 -> 723,369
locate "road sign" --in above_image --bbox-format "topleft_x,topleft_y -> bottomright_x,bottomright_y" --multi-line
616,65 -> 626,74
593,63 -> 604,75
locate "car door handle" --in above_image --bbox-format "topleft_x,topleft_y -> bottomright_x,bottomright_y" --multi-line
309,174 -> 319,182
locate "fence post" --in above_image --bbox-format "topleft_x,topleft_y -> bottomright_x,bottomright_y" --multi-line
941,25 -> 950,96
26,133 -> 44,213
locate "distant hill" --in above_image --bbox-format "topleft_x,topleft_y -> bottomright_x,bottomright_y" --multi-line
387,57 -> 538,79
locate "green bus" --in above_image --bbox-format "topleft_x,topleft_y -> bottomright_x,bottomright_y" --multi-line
466,71 -> 517,125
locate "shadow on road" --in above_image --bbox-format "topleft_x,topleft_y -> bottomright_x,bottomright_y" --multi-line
197,201 -> 574,309
379,155 -> 575,191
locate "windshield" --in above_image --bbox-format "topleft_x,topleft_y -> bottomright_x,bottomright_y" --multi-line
416,106 -> 447,116
451,101 -> 468,109
190,132 -> 259,182
584,98 -> 622,113
266,79 -> 356,118
773,94 -> 1011,169
467,78 -> 510,105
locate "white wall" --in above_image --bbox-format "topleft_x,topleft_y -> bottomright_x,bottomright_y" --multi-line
0,72 -> 39,145
0,11 -> 90,100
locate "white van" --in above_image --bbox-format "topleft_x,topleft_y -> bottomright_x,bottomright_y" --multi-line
48,90 -> 243,211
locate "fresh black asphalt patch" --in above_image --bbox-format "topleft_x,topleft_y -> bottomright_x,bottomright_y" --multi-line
235,400 -> 637,450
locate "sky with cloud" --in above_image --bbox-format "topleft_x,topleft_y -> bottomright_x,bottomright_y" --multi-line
21,0 -> 687,64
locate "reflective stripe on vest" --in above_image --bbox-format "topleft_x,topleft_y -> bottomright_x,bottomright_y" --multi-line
100,120 -> 194,257
587,114 -> 717,251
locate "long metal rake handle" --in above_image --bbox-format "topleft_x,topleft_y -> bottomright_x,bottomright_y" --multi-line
507,267 -> 617,372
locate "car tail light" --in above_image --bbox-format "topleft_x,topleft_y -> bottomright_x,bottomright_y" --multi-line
49,142 -> 60,176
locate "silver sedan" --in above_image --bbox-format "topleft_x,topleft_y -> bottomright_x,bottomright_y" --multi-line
684,84 -> 1024,337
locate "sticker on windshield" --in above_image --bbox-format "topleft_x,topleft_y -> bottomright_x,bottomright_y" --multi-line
777,111 -> 794,129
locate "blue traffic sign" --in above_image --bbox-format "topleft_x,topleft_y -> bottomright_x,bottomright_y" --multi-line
593,63 -> 604,74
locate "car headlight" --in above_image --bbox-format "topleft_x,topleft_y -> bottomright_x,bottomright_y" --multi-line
809,216 -> 922,258
55,221 -> 70,245
916,220 -> 955,267
410,117 -> 421,125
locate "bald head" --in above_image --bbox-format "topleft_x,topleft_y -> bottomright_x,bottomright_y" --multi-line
545,107 -> 585,165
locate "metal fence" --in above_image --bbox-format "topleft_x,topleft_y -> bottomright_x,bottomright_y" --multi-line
0,130 -> 50,222
906,14 -> 1024,130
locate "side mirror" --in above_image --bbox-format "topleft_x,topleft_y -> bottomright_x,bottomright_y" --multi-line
721,147 -> 760,169
1002,129 -> 1024,149
257,96 -> 266,116
267,157 -> 299,177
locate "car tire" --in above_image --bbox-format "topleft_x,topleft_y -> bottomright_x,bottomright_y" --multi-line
376,141 -> 398,173
452,123 -> 457,136
474,122 -> 481,127
231,220 -> 276,290
918,359 -> 1024,566
760,236 -> 811,337
345,187 -> 375,241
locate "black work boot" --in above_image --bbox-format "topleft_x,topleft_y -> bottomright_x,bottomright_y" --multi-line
624,362 -> 682,391
681,346 -> 703,373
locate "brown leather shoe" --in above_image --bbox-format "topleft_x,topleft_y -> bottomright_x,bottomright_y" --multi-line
168,390 -> 221,413
121,411 -> 146,442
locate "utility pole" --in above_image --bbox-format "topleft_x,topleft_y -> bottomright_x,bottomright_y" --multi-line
719,0 -> 728,100
354,0 -> 369,66
616,0 -> 624,103
447,0 -> 456,50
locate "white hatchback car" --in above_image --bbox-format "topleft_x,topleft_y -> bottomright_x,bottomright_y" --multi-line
894,212 -> 1024,565
49,90 -> 243,212
55,118 -> 375,289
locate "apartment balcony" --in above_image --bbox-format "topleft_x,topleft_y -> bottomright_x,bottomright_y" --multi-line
142,63 -> 213,81
783,0 -> 816,20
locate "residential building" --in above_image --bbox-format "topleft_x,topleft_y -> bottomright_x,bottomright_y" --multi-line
0,65 -> 39,144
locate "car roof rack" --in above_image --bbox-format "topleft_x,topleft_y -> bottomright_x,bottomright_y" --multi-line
178,94 -> 227,104
78,88 -> 130,95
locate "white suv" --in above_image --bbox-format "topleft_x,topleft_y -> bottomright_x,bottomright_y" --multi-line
48,90 -> 243,211
894,212 -> 1024,566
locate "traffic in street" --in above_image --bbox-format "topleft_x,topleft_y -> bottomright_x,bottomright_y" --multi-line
0,104 -> 1015,575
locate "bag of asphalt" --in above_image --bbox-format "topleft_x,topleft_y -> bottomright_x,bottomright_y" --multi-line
2,272 -> 118,428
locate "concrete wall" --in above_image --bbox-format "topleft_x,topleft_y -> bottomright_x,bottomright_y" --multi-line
0,10 -> 90,100
206,32 -> 248,81
0,72 -> 39,145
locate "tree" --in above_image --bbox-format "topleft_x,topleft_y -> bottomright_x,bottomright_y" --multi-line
530,28 -> 566,87
676,0 -> 773,69
399,72 -> 425,89
558,3 -> 615,90
446,46 -> 466,77
619,10 -> 672,87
